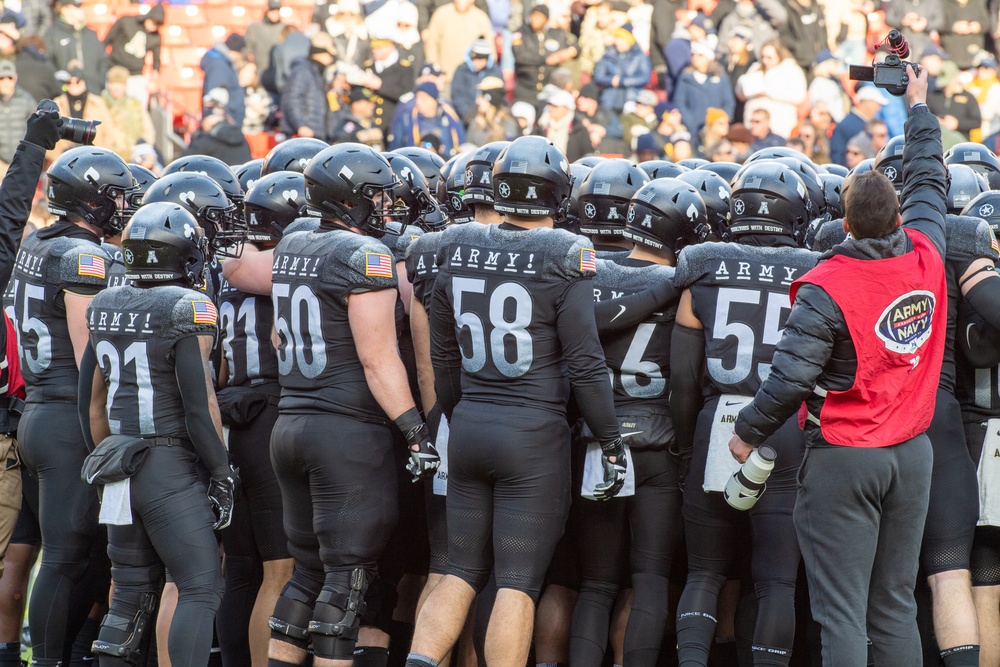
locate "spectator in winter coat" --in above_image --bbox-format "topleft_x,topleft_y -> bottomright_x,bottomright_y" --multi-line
721,26 -> 754,123
736,38 -> 806,139
0,61 -> 34,178
620,89 -> 659,150
44,0 -> 106,93
244,0 -> 286,75
535,89 -> 592,161
592,25 -> 651,114
327,0 -> 371,69
266,26 -> 309,97
451,38 -> 503,122
663,13 -> 714,97
280,32 -> 336,139
577,0 -> 626,76
672,40 -> 735,139
13,35 -> 60,103
716,0 -> 786,62
808,50 -> 849,123
747,107 -> 784,151
102,66 -> 155,161
511,5 -> 578,105
648,0 -> 675,85
360,37 -> 417,142
182,90 -> 252,165
423,0 -> 493,85
940,0 -> 989,70
201,34 -> 247,128
104,2 -> 163,104
884,0 -> 942,61
50,68 -> 116,160
928,61 -> 982,139
389,81 -> 465,155
830,85 -> 888,166
783,0 -> 827,72
465,76 -> 518,145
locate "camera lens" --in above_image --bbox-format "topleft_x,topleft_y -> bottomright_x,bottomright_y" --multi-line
59,118 -> 100,145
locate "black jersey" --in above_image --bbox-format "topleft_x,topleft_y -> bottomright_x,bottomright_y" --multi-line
388,225 -> 425,263
87,284 -> 219,437
593,257 -> 676,409
942,215 -> 1000,394
674,242 -> 819,398
271,226 -> 398,420
3,231 -> 111,402
405,230 -> 443,310
103,242 -> 130,288
219,279 -> 279,388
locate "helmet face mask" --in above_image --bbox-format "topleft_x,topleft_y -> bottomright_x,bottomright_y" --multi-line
142,173 -> 248,258
384,153 -> 436,228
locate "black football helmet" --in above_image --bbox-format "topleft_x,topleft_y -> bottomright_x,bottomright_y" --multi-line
824,164 -> 849,178
744,146 -> 817,171
677,170 -> 731,240
121,202 -> 209,287
677,158 -> 710,170
578,159 -> 650,236
304,143 -> 406,236
143,172 -> 245,256
638,160 -> 688,180
947,163 -> 989,215
244,172 -> 307,244
443,150 -> 475,223
421,200 -> 450,231
492,136 -> 572,217
463,141 -> 510,206
873,135 -> 905,196
126,163 -> 157,211
236,159 -> 264,192
562,163 -> 592,233
573,156 -> 605,168
391,147 -> 447,193
818,173 -> 844,219
624,178 -> 711,254
729,162 -> 811,242
262,137 -> 329,175
963,190 -> 1000,233
842,158 -> 875,196
944,142 -> 1000,189
698,161 -> 740,185
383,153 -> 437,227
47,146 -> 136,235
770,157 -> 822,219
161,155 -> 244,207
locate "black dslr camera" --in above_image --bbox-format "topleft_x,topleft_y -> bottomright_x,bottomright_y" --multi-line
37,98 -> 100,145
849,30 -> 921,97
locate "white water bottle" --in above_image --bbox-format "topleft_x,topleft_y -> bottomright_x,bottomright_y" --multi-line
724,446 -> 776,511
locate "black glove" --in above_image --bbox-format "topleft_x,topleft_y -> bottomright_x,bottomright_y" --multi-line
208,469 -> 236,530
395,407 -> 441,483
593,436 -> 627,501
24,101 -> 63,151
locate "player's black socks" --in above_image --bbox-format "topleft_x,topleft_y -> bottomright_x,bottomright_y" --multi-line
0,642 -> 20,667
387,620 -> 413,667
676,611 -> 717,667
940,645 -> 980,667
354,646 -> 389,667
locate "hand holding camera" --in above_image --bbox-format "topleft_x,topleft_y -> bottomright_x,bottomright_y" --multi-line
849,29 -> 922,97
27,99 -> 101,150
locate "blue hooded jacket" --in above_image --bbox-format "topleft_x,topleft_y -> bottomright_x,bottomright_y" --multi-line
450,46 -> 504,122
592,43 -> 652,112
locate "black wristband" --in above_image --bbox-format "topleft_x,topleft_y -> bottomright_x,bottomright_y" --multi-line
959,264 -> 996,290
395,407 -> 427,446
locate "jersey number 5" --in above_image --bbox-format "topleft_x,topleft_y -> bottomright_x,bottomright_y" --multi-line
709,287 -> 789,385
453,277 -> 534,378
273,283 -> 327,379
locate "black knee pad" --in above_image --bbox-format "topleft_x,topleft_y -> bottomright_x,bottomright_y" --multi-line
91,593 -> 157,666
360,575 -> 396,634
269,583 -> 315,651
310,569 -> 367,661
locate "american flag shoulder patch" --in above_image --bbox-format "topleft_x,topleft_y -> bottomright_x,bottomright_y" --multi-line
991,229 -> 999,255
78,254 -> 106,279
192,300 -> 218,325
580,248 -> 597,273
365,252 -> 394,278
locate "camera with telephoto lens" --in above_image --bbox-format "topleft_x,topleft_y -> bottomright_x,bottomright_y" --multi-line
725,445 -> 776,511
849,29 -> 921,97
37,99 -> 100,145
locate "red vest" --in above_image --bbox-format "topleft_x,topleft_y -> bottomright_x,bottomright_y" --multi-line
790,229 -> 946,448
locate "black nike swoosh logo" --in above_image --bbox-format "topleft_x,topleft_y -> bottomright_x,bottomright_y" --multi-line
725,400 -> 743,406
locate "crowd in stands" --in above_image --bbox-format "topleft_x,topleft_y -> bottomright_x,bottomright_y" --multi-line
2,0 -> 1000,176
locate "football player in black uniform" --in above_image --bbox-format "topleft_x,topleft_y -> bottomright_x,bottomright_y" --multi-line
405,136 -> 623,667
3,146 -> 133,667
79,202 -> 235,666
216,172 -> 305,667
461,142 -> 509,225
577,160 -> 649,260
260,138 -> 328,176
568,178 -> 706,667
265,143 -> 439,667
670,161 -> 817,666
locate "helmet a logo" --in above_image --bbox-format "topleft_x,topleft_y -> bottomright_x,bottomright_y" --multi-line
526,186 -> 537,199
147,250 -> 158,263
642,214 -> 652,228
981,203 -> 995,217
608,207 -> 620,220
627,206 -> 635,223
758,201 -> 770,215
584,202 -> 597,219
84,167 -> 100,183
480,171 -> 491,185
498,182 -> 511,198
883,166 -> 897,182
733,198 -> 745,215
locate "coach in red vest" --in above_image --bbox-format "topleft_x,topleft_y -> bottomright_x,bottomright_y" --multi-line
729,66 -> 947,667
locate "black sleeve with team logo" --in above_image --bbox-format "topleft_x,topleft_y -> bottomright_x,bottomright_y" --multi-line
3,233 -> 112,402
405,231 -> 442,310
87,284 -> 219,439
673,241 -> 820,398
218,279 -> 279,388
429,223 -> 619,443
102,242 -> 130,288
271,227 -> 398,420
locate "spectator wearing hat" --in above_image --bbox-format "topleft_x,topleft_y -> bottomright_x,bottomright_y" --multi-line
103,2 -> 164,106
920,44 -> 949,89
592,23 -> 650,113
575,80 -> 623,152
330,87 -> 385,148
424,0 -> 493,85
451,38 -> 503,122
327,0 -> 372,69
511,100 -> 535,135
577,0 -> 627,76
390,80 -> 465,155
720,26 -> 755,123
663,12 -> 716,97
635,131 -> 663,161
360,36 -> 417,135
716,0 -> 786,64
830,84 -> 888,165
940,0 -> 989,70
697,106 -> 730,157
884,0 -> 942,61
783,0 -> 827,72
673,39 -> 735,140
44,0 -> 106,93
245,0 -> 287,76
969,52 -> 1000,139
512,4 -> 578,105
844,132 -> 874,169
390,1 -> 425,71
0,60 -> 33,180
131,141 -> 161,174
535,89 -> 592,160
809,49 -> 850,123
13,35 -> 60,103
466,76 -> 518,144
102,65 -> 155,161
726,121 -> 753,161
201,33 -> 248,127
0,18 -> 18,64
182,88 -> 252,165
50,67 -> 114,160
928,60 -> 982,139
281,31 -> 336,139
736,38 -> 806,138
620,88 -> 659,149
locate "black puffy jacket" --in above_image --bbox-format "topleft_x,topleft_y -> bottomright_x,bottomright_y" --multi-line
735,105 -> 948,447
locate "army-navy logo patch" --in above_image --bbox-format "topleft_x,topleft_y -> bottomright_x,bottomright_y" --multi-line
875,290 -> 935,355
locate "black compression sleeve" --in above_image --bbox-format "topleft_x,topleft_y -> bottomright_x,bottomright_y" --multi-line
595,280 -> 678,336
174,336 -> 230,479
669,324 -> 704,456
0,142 -> 44,284
557,279 -> 620,443
964,275 -> 1000,333
78,342 -> 97,452
428,276 -> 462,419
900,105 -> 947,258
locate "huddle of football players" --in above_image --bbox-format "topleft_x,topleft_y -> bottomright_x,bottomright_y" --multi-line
2,70 -> 1000,667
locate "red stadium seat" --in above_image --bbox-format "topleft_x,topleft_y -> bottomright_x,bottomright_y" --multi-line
164,4 -> 207,27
